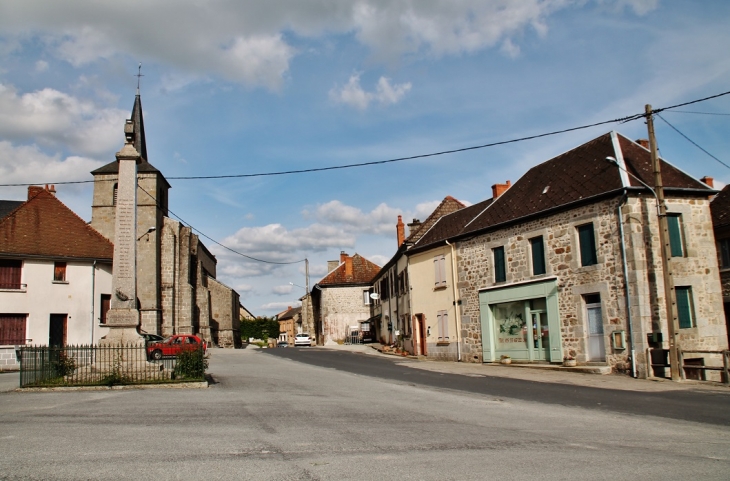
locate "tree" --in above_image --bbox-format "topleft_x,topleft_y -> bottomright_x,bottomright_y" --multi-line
240,316 -> 280,341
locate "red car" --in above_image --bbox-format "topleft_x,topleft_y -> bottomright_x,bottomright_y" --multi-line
146,334 -> 207,360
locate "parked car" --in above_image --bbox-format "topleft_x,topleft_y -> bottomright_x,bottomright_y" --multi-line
146,334 -> 207,360
294,333 -> 311,347
276,340 -> 289,348
140,332 -> 164,345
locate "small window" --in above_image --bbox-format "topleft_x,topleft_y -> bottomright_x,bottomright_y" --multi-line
676,286 -> 695,329
577,223 -> 597,267
530,236 -> 546,275
584,294 -> 604,335
434,255 -> 446,288
493,246 -> 506,282
437,310 -> 449,341
100,294 -> 111,324
0,259 -> 22,289
53,262 -> 67,282
363,290 -> 371,305
719,239 -> 730,269
112,183 -> 118,206
667,214 -> 685,257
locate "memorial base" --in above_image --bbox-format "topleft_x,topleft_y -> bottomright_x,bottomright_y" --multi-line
100,309 -> 145,346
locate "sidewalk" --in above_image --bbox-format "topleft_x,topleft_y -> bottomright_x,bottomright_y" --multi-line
317,342 -> 730,394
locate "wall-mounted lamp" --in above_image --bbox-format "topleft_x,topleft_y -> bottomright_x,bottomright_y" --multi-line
137,226 -> 156,241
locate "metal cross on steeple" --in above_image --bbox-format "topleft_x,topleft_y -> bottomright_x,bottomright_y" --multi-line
135,63 -> 144,93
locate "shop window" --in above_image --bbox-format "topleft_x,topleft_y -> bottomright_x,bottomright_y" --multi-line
437,310 -> 449,342
577,223 -> 597,266
719,239 -> 730,269
434,255 -> 446,288
0,314 -> 27,345
667,214 -> 685,257
53,262 -> 67,282
0,259 -> 22,289
676,286 -> 695,329
493,246 -> 506,282
530,236 -> 546,275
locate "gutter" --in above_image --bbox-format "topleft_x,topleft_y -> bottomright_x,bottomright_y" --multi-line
617,192 -> 637,378
90,260 -> 96,345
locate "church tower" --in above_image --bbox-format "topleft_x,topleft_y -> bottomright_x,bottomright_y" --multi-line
90,91 -> 170,335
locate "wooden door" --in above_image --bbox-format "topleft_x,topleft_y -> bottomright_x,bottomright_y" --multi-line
49,314 -> 67,348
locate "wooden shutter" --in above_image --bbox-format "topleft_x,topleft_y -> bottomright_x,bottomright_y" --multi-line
667,215 -> 684,257
0,315 -> 27,344
578,224 -> 597,266
493,247 -> 506,282
676,287 -> 693,329
531,236 -> 546,275
434,255 -> 446,287
0,259 -> 22,289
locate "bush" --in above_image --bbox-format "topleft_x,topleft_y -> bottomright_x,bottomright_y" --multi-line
174,348 -> 208,380
240,317 -> 280,342
52,352 -> 76,378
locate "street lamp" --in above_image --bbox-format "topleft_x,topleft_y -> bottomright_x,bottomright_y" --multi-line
289,281 -> 306,290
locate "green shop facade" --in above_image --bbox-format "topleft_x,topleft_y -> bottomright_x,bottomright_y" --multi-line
479,277 -> 563,363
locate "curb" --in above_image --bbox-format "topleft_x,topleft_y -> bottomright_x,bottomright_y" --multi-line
16,381 -> 209,392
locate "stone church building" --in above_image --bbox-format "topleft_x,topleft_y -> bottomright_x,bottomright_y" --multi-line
90,92 -> 241,348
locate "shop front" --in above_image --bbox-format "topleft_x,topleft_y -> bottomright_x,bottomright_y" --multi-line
479,278 -> 562,363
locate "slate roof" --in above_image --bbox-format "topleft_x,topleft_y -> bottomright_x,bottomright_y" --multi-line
277,306 -> 302,321
0,187 -> 113,260
0,201 -> 23,220
461,132 -> 713,236
405,196 -> 465,244
318,254 -> 381,286
711,185 -> 730,229
413,197 -> 494,251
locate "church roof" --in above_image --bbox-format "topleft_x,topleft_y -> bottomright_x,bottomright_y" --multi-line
0,186 -> 113,260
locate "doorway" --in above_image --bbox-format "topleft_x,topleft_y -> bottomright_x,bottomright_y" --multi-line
49,314 -> 67,348
585,294 -> 605,362
416,314 -> 427,356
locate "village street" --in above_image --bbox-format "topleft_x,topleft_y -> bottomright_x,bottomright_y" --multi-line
1,347 -> 729,480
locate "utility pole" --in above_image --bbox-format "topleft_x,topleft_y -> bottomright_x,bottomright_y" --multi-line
646,104 -> 681,381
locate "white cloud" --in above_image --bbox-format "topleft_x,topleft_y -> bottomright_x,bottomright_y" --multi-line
500,38 -> 521,59
0,140 -> 104,186
272,284 -> 294,295
330,74 -> 411,110
35,60 -> 49,72
0,83 -> 126,156
261,301 -> 301,312
236,284 -> 254,293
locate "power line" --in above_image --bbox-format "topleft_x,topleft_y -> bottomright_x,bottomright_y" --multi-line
1,88 -> 729,188
655,113 -> 730,170
665,110 -> 730,116
136,185 -> 306,266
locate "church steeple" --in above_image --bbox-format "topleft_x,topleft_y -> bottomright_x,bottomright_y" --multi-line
131,93 -> 147,162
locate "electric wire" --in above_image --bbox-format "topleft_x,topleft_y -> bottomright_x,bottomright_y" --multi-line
655,113 -> 730,170
666,111 -> 730,116
1,88 -> 728,188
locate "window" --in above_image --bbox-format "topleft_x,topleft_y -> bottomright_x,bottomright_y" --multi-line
676,286 -> 695,329
100,294 -> 111,324
667,214 -> 685,257
530,236 -> 546,275
434,255 -> 446,288
112,183 -> 118,206
577,223 -> 597,266
53,262 -> 67,282
363,290 -> 371,305
437,310 -> 449,342
493,246 -> 506,282
0,259 -> 22,289
0,314 -> 27,345
719,239 -> 730,269
584,294 -> 603,334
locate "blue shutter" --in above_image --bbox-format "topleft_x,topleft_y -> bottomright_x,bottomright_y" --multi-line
578,224 -> 597,266
667,215 -> 684,257
676,287 -> 693,329
494,246 -> 506,282
531,236 -> 546,275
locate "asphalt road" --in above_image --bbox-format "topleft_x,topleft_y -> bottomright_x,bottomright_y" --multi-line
0,347 -> 728,480
265,347 -> 730,426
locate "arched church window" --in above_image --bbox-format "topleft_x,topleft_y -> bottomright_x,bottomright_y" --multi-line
112,183 -> 118,206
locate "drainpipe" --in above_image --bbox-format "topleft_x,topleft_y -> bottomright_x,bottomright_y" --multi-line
617,193 -> 637,378
445,240 -> 462,362
90,260 -> 96,345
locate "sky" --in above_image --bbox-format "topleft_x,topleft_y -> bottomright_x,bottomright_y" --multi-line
1,0 -> 729,316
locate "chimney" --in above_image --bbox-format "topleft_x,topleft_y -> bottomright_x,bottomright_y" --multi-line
701,176 -> 714,188
48,184 -> 56,196
327,260 -> 339,273
407,218 -> 421,237
345,256 -> 353,278
340,251 -> 348,264
636,139 -> 650,149
492,180 -> 511,199
397,215 -> 405,247
28,186 -> 44,200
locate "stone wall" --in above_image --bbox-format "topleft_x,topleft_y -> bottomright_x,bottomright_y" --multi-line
208,276 -> 241,348
456,194 -> 727,378
0,347 -> 19,371
320,286 -> 371,344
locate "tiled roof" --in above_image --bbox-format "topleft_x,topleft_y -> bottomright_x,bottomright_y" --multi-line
462,132 -> 712,235
405,196 -> 465,244
711,185 -> 730,229
0,188 -> 113,260
278,306 -> 302,321
318,253 -> 381,286
413,197 -> 494,250
0,201 -> 23,220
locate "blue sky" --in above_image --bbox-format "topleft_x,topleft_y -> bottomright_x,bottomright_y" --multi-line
1,0 -> 729,315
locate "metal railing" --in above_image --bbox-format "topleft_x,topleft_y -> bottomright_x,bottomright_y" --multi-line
19,344 -> 207,388
343,331 -> 362,345
679,349 -> 729,384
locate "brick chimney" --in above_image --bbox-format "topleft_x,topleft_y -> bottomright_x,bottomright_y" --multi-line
47,184 -> 56,196
340,251 -> 348,264
345,255 -> 353,278
28,185 -> 44,199
636,139 -> 650,149
397,215 -> 405,247
407,218 -> 421,237
492,180 -> 511,199
701,176 -> 714,188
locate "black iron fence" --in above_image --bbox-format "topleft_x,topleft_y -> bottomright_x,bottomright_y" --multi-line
19,344 -> 207,388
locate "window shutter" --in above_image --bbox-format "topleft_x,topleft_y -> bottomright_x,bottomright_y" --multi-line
442,312 -> 449,340
676,287 -> 693,329
578,224 -> 597,266
667,215 -> 684,257
531,236 -> 545,275
494,247 -> 506,282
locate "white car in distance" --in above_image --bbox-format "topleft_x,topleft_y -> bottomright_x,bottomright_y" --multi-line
294,333 -> 311,347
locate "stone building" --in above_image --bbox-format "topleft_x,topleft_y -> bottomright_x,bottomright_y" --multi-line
444,132 -> 726,378
312,252 -> 381,345
710,182 -> 730,348
276,306 -> 301,344
90,92 -> 240,347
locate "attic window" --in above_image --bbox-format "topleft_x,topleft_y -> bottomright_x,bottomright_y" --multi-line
542,186 -> 550,194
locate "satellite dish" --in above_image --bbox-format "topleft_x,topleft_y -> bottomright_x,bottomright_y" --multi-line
370,293 -> 380,300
